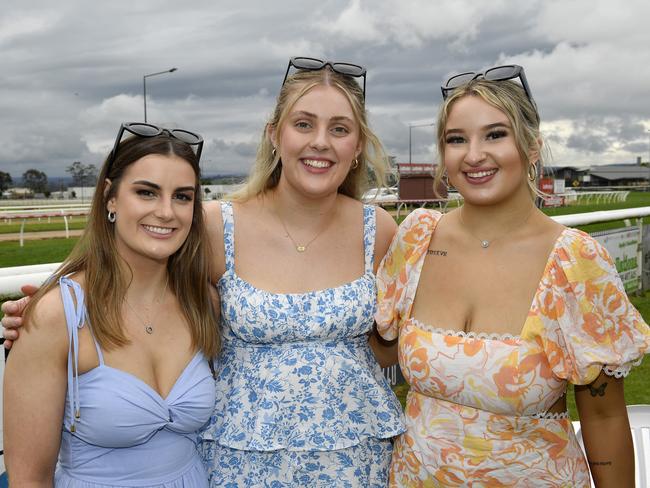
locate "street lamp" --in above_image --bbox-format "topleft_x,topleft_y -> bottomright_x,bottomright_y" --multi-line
647,129 -> 650,165
408,121 -> 436,164
143,68 -> 178,123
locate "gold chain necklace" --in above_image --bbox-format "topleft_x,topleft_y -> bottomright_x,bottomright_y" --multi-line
276,210 -> 334,253
458,206 -> 535,249
124,276 -> 168,334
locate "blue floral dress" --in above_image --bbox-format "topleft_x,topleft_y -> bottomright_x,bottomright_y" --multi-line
200,202 -> 405,487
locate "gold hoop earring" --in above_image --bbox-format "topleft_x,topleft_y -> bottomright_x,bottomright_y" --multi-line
272,147 -> 277,157
351,159 -> 359,170
528,163 -> 537,181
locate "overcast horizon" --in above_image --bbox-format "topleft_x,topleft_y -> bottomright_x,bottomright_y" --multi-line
2,0 -> 649,178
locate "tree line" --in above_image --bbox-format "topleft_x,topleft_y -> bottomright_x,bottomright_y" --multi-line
0,162 -> 98,197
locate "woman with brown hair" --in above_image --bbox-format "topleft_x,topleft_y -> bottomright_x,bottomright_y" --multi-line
3,124 -> 220,486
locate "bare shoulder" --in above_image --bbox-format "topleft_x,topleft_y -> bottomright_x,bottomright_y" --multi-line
203,200 -> 224,233
202,200 -> 226,280
534,210 -> 566,242
375,206 -> 398,243
16,283 -> 69,359
373,205 -> 398,271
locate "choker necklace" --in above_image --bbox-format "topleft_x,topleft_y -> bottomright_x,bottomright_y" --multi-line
458,206 -> 535,249
124,276 -> 168,334
276,210 -> 334,253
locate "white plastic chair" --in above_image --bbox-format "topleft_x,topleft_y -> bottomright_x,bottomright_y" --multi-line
573,404 -> 650,487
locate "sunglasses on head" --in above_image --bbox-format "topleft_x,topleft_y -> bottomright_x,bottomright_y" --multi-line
282,56 -> 367,100
107,122 -> 204,173
441,64 -> 537,111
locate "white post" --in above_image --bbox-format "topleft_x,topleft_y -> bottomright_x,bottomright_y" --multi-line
637,217 -> 644,293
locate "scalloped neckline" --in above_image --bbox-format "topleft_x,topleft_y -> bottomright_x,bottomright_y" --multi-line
409,218 -> 572,339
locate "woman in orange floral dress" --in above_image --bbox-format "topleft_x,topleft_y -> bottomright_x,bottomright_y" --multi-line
376,66 -> 650,487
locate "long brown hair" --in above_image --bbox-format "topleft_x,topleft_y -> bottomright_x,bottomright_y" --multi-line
230,67 -> 388,202
26,133 -> 220,357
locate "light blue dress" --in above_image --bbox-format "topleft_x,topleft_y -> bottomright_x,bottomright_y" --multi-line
54,277 -> 214,487
200,202 -> 405,487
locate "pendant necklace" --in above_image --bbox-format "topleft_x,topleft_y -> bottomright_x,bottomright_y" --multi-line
276,209 -> 334,253
458,205 -> 535,249
124,276 -> 168,334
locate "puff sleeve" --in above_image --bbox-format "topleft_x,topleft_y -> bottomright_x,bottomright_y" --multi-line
531,228 -> 650,385
375,209 -> 439,340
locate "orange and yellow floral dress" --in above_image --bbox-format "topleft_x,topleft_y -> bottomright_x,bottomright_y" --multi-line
376,209 -> 650,487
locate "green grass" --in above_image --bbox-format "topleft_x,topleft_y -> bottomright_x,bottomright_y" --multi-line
544,191 -> 650,233
0,237 -> 79,268
0,216 -> 88,234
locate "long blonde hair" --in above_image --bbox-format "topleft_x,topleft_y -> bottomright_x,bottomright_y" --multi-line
230,67 -> 387,201
25,134 -> 220,357
434,79 -> 544,198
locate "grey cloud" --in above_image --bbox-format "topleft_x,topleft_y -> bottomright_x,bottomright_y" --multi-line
566,132 -> 610,154
2,0 -> 650,177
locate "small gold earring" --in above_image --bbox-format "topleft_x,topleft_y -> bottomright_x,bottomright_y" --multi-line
528,163 -> 537,181
351,159 -> 359,169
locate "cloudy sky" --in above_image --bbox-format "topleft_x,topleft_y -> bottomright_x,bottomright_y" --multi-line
2,0 -> 650,179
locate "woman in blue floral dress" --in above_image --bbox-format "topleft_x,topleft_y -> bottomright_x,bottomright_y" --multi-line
200,58 -> 405,487
1,58 -> 405,487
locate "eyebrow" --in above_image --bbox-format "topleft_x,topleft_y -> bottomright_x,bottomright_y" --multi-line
131,180 -> 196,193
291,110 -> 355,124
445,122 -> 510,135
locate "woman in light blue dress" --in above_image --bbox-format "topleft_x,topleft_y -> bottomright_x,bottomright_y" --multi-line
200,58 -> 405,487
3,124 -> 220,486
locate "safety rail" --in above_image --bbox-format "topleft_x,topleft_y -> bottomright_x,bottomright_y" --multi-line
0,208 -> 90,247
561,190 -> 630,205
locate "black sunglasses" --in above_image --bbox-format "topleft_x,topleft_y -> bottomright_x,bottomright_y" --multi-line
282,57 -> 367,100
107,122 -> 204,172
441,64 -> 537,112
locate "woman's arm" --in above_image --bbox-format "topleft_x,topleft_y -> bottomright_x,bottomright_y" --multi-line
369,207 -> 399,367
3,290 -> 69,485
202,200 -> 226,284
575,371 -> 634,488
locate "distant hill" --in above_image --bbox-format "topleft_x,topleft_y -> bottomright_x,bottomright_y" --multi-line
8,173 -> 248,190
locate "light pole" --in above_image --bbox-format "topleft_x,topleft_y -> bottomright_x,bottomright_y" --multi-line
647,129 -> 650,165
143,68 -> 178,123
408,121 -> 436,164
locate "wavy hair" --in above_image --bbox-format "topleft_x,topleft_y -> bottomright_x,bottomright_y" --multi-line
230,67 -> 388,201
434,78 -> 545,198
25,134 -> 220,357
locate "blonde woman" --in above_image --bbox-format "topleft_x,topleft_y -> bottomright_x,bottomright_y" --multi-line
196,57 -> 404,486
376,66 -> 650,486
3,59 -> 405,487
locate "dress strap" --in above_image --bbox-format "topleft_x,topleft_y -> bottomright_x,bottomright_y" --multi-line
220,201 -> 235,272
362,204 -> 376,274
59,276 -> 87,433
